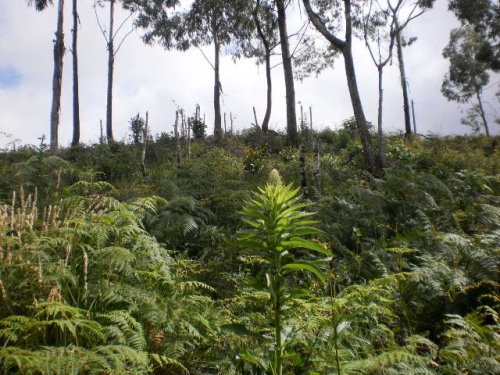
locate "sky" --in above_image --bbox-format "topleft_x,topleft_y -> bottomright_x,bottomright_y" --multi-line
0,0 -> 499,149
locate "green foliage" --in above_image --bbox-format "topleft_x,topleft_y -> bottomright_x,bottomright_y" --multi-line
129,113 -> 146,145
442,27 -> 490,103
442,25 -> 492,134
190,116 -> 206,140
0,134 -> 499,375
236,171 -> 331,374
439,307 -> 500,374
448,0 -> 500,71
0,183 -> 217,374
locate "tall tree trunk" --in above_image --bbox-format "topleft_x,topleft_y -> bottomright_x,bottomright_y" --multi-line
276,0 -> 298,146
174,110 -> 181,164
71,0 -> 80,147
213,31 -> 223,138
411,99 -> 417,133
262,44 -> 272,132
302,0 -> 377,173
313,136 -> 321,198
476,90 -> 490,137
343,47 -> 377,172
106,0 -> 115,143
299,144 -> 308,197
377,66 -> 386,168
253,2 -> 272,132
141,111 -> 148,177
396,28 -> 412,139
253,106 -> 259,128
50,0 -> 65,152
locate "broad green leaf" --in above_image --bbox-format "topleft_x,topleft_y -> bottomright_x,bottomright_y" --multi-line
280,238 -> 331,255
281,262 -> 326,283
239,349 -> 270,369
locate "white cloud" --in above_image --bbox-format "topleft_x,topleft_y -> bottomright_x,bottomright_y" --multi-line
0,0 -> 497,148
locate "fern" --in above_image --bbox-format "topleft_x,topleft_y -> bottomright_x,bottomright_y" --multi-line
439,309 -> 500,374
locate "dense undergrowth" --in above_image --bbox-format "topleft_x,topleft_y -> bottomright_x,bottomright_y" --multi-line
0,127 -> 499,374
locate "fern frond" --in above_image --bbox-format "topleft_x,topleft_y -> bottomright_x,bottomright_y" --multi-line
98,310 -> 146,351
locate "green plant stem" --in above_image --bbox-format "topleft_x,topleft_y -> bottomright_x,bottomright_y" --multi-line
329,271 -> 342,375
274,291 -> 282,375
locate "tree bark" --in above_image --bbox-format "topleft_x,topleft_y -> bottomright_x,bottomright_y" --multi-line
50,0 -> 65,152
253,106 -> 259,128
213,30 -> 223,138
262,48 -> 273,133
106,0 -> 115,143
253,2 -> 272,132
377,66 -> 386,168
141,111 -> 148,177
313,136 -> 321,198
299,144 -> 308,197
396,28 -> 412,139
411,99 -> 417,133
476,90 -> 490,137
343,47 -> 377,171
276,0 -> 298,146
174,110 -> 181,164
71,0 -> 80,147
302,0 -> 377,172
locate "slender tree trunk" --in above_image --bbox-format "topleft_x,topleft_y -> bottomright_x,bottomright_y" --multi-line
343,47 -> 377,172
300,104 -> 304,132
274,290 -> 283,375
411,99 -> 417,133
224,112 -> 227,134
396,28 -> 412,139
302,0 -> 377,172
262,48 -> 272,133
253,2 -> 272,132
106,0 -> 115,143
313,136 -> 321,198
309,106 -> 313,141
71,0 -> 80,147
100,119 -> 104,144
174,110 -> 181,164
50,0 -> 65,152
213,31 -> 223,138
476,90 -> 490,137
377,66 -> 386,168
253,106 -> 259,128
276,0 -> 298,146
299,144 -> 308,197
141,111 -> 148,176
186,110 -> 191,158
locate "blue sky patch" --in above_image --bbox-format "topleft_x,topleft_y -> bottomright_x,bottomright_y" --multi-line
0,67 -> 22,89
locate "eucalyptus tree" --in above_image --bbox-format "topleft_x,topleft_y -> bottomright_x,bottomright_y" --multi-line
126,0 -> 252,138
442,26 -> 492,136
50,0 -> 65,152
448,0 -> 500,71
363,0 -> 396,168
182,0 -> 253,138
27,0 -> 64,151
95,0 -> 137,143
238,0 -> 327,136
244,0 -> 280,133
276,0 -> 299,145
363,0 -> 431,165
301,0 -> 378,172
392,1 -> 434,139
379,0 -> 433,140
71,0 -> 80,146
